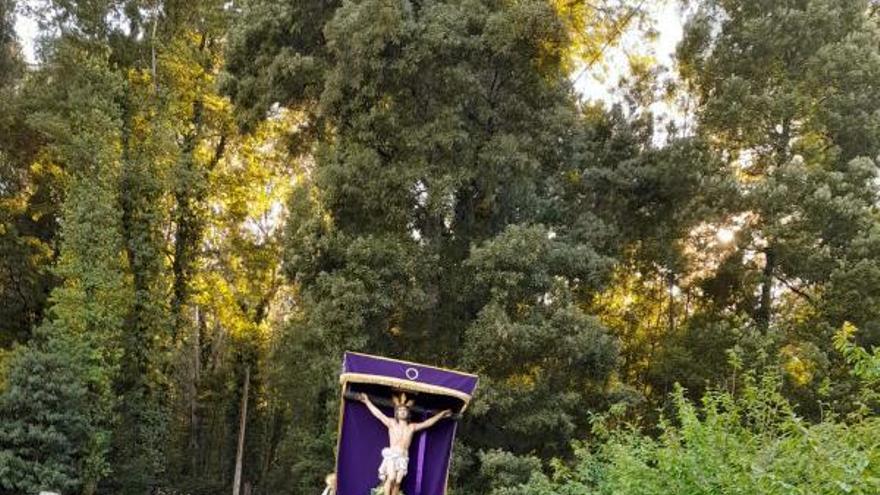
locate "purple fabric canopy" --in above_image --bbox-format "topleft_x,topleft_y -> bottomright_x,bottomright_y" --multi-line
336,352 -> 478,495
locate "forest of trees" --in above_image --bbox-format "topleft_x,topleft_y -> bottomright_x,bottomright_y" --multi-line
0,0 -> 879,493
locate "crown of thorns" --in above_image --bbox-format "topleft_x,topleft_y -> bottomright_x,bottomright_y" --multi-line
392,392 -> 415,408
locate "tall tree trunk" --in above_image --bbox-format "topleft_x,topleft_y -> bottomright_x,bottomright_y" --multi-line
170,99 -> 203,341
666,271 -> 676,334
757,247 -> 774,331
233,367 -> 251,495
756,118 -> 791,331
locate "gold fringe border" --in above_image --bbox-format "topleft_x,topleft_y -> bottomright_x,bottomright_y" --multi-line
340,373 -> 473,408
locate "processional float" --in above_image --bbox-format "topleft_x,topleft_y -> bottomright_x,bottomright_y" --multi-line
334,352 -> 479,495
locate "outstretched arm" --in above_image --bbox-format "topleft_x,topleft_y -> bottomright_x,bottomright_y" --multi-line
358,393 -> 392,427
413,409 -> 452,432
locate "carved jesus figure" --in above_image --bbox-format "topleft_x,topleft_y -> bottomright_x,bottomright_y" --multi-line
357,392 -> 452,495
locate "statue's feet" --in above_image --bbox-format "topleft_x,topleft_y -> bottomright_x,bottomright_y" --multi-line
371,485 -> 404,495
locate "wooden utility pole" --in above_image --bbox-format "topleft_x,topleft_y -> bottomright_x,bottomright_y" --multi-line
190,306 -> 203,476
232,367 -> 250,495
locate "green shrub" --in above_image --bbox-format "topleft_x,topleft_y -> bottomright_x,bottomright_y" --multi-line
501,376 -> 880,495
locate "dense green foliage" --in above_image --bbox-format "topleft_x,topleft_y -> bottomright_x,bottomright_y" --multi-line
506,376 -> 880,495
0,0 -> 879,493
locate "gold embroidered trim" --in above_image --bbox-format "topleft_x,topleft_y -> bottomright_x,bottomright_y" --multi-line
340,372 -> 473,405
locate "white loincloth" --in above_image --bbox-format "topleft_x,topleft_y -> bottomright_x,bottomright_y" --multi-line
378,446 -> 409,481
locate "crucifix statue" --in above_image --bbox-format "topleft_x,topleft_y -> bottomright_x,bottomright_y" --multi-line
357,392 -> 452,495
